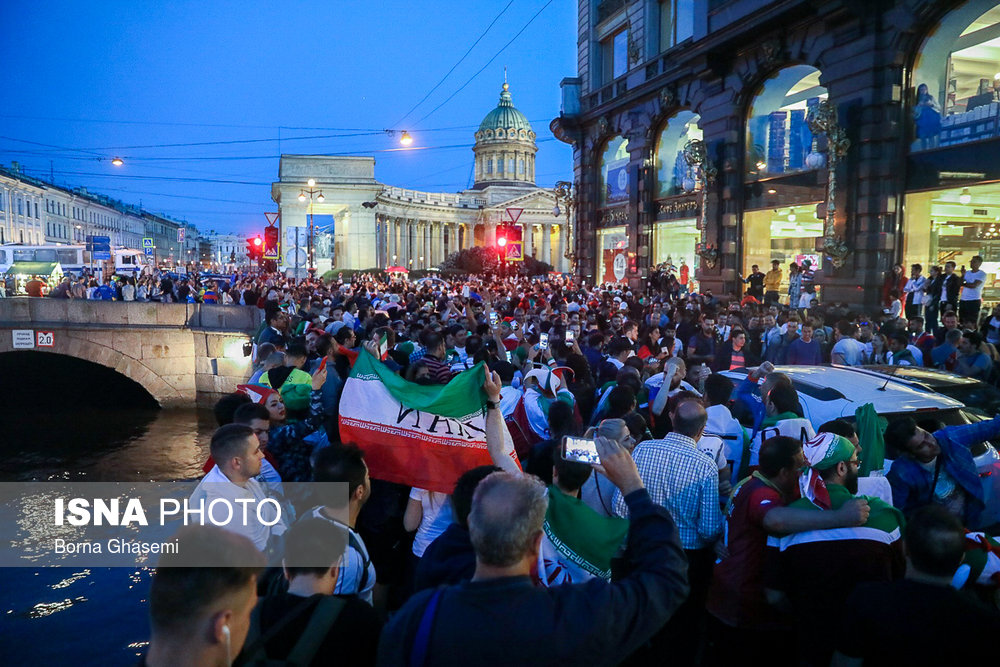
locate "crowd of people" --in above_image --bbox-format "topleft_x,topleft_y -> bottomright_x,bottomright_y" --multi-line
122,265 -> 999,665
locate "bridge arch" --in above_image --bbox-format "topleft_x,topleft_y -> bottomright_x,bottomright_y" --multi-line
0,331 -> 182,408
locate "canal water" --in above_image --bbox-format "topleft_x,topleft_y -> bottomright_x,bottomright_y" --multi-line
0,406 -> 216,665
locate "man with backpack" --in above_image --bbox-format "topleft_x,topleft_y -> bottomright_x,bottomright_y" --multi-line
239,518 -> 382,666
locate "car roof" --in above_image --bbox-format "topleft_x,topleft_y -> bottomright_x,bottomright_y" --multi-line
857,365 -> 982,387
721,365 -> 965,413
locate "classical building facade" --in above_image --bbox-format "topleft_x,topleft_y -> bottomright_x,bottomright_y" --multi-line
553,0 -> 1000,307
272,83 -> 573,274
1,162 -> 187,266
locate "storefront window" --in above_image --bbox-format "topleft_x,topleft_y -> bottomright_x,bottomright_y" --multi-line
600,135 -> 630,207
653,219 -> 699,292
911,3 -> 1000,151
597,226 -> 629,283
654,111 -> 703,198
745,65 -> 828,179
743,204 -> 823,301
903,182 -> 1000,300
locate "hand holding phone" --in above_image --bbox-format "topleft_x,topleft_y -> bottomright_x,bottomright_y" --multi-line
539,333 -> 549,350
561,435 -> 600,465
565,330 -> 575,345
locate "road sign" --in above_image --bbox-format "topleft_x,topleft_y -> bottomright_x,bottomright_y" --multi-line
87,235 -> 112,261
506,241 -> 523,261
505,208 -> 523,224
264,212 -> 280,226
12,330 -> 34,349
142,237 -> 154,249
36,331 -> 54,347
177,227 -> 186,243
144,246 -> 154,257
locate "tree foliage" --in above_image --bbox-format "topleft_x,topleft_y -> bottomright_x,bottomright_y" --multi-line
439,248 -> 553,276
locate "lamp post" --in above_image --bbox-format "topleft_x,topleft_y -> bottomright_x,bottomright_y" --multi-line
298,178 -> 325,277
806,100 -> 851,268
553,180 -> 575,272
682,139 -> 719,269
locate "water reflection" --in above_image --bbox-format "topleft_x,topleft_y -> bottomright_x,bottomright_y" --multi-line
0,408 -> 213,664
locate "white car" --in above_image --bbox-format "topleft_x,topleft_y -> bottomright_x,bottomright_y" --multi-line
720,365 -> 1000,525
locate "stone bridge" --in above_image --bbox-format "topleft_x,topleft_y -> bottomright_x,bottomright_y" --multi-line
0,299 -> 262,408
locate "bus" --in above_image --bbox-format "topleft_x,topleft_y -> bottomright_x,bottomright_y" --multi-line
0,244 -> 88,276
114,249 -> 148,275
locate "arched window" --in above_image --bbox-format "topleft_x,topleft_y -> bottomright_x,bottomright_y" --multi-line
745,65 -> 828,179
654,111 -> 703,198
599,135 -> 630,207
911,3 -> 1000,151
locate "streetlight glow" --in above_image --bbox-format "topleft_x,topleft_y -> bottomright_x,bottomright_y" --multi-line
316,193 -> 325,203
111,157 -> 124,167
307,178 -> 316,187
298,192 -> 307,202
400,131 -> 413,146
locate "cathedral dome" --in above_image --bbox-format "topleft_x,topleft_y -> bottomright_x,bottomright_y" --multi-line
472,81 -> 537,189
477,83 -> 534,136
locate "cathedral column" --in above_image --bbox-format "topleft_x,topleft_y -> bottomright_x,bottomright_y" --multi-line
525,223 -> 534,258
449,223 -> 459,257
542,223 -> 552,267
422,221 -> 430,268
556,223 -> 566,271
404,218 -> 413,267
465,223 -> 475,249
485,222 -> 496,247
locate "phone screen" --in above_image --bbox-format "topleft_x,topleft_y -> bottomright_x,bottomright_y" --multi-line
511,320 -> 519,331
489,312 -> 498,325
539,333 -> 549,350
506,349 -> 512,363
566,330 -> 575,343
462,285 -> 470,298
561,436 -> 600,465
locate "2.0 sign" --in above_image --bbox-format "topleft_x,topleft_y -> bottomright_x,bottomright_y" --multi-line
36,331 -> 55,347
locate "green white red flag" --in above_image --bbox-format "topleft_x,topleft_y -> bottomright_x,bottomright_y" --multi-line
339,350 -> 518,493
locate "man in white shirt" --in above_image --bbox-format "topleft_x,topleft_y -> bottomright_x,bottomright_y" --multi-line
308,444 -> 377,604
903,263 -> 927,320
190,424 -> 288,559
959,255 -> 987,327
831,320 -> 864,366
703,374 -> 745,488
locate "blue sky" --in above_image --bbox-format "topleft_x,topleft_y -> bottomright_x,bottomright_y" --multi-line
0,1 -> 576,235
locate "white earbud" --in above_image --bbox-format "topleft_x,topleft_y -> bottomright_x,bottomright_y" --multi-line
222,625 -> 232,666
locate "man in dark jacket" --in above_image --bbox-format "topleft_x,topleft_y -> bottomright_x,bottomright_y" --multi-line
413,465 -> 501,593
377,437 -> 689,667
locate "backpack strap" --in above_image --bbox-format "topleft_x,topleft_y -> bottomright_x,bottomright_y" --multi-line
409,588 -> 445,667
237,594 -> 321,665
285,596 -> 347,666
347,529 -> 372,593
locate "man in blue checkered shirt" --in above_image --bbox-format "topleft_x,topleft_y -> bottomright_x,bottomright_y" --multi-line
614,399 -> 722,664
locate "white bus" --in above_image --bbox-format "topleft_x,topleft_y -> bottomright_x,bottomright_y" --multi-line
114,249 -> 148,275
0,244 -> 88,276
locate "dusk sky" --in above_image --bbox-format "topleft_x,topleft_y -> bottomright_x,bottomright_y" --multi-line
0,1 -> 576,235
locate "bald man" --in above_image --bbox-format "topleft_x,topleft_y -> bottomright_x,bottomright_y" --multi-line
614,398 -> 723,664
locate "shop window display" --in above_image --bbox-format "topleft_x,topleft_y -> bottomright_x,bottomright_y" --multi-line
745,65 -> 828,179
653,219 -> 699,292
742,204 -> 823,302
903,183 -> 1000,301
911,3 -> 1000,151
597,226 -> 629,284
600,136 -> 630,207
655,111 -> 703,198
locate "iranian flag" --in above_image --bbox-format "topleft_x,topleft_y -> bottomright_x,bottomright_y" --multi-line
339,350 -> 517,494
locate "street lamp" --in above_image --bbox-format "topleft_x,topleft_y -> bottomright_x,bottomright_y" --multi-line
553,180 -> 575,272
298,179 -> 325,276
111,157 -> 124,167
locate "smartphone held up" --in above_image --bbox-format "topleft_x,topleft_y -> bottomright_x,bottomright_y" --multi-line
561,435 -> 600,465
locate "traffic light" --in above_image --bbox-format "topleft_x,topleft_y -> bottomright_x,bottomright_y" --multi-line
246,235 -> 263,262
263,225 -> 279,259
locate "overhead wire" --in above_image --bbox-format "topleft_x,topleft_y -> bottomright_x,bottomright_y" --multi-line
414,0 -> 556,125
391,0 -> 515,128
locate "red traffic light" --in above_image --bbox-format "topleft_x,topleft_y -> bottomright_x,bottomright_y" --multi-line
497,236 -> 507,247
253,237 -> 262,246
